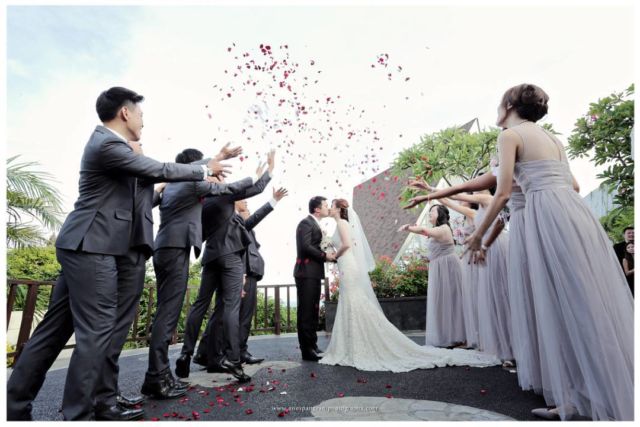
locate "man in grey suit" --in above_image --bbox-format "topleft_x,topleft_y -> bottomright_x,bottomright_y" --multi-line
46,87 -> 234,420
142,148 -> 253,398
236,188 -> 288,362
175,151 -> 275,381
186,187 -> 288,370
7,144 -> 162,421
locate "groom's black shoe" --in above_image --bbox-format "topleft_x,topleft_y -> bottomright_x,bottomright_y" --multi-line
95,403 -> 144,421
241,351 -> 264,365
313,347 -> 325,356
220,357 -> 251,383
116,392 -> 145,408
140,377 -> 186,400
175,354 -> 191,378
302,349 -> 323,362
163,370 -> 190,391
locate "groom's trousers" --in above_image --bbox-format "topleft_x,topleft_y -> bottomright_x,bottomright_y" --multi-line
6,249 -> 146,420
295,278 -> 322,354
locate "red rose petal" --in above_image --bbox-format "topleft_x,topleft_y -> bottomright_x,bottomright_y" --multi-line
338,392 -> 345,397
480,389 -> 488,395
245,409 -> 254,415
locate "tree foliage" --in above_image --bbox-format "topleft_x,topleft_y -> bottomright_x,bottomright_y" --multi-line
6,156 -> 64,248
392,126 -> 500,204
567,84 -> 634,208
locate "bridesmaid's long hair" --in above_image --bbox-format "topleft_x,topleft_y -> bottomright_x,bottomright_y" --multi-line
429,204 -> 453,237
333,199 -> 349,222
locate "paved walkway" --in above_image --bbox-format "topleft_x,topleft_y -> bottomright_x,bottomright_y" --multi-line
12,331 -> 554,421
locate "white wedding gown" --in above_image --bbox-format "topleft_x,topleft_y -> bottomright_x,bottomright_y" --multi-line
319,214 -> 500,372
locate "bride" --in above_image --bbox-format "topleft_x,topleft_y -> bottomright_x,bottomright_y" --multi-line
319,199 -> 500,372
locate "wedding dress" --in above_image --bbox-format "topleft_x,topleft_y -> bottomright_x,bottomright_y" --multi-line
319,208 -> 500,372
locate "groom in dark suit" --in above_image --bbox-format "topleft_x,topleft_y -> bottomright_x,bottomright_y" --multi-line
294,196 -> 335,361
32,87 -> 231,420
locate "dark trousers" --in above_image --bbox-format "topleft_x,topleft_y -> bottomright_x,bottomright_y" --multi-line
239,275 -> 259,353
147,248 -> 190,378
197,274 -> 259,360
6,250 -> 146,420
295,277 -> 322,355
200,252 -> 245,362
180,261 -> 220,357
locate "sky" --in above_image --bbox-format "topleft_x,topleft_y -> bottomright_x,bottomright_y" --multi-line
5,1 -> 635,286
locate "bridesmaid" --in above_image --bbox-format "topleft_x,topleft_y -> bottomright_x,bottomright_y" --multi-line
405,171 -> 545,393
398,204 -> 465,348
408,181 -> 481,349
466,83 -> 634,421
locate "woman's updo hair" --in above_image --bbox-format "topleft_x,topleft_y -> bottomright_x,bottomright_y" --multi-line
500,83 -> 549,122
429,204 -> 450,227
332,199 -> 349,222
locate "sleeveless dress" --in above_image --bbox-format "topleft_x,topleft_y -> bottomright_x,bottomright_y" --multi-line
475,206 -> 514,360
513,127 -> 634,420
507,186 -> 544,394
460,220 -> 480,348
425,233 -> 466,347
319,221 -> 500,372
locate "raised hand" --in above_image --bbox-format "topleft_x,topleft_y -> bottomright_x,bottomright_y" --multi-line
256,161 -> 266,178
155,182 -> 167,193
216,142 -> 243,160
402,195 -> 428,210
407,176 -> 430,191
207,158 -> 232,178
397,224 -> 411,232
273,187 -> 289,201
267,149 -> 276,173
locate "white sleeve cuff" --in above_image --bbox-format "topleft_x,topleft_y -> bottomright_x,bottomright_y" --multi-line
269,198 -> 278,208
200,165 -> 208,180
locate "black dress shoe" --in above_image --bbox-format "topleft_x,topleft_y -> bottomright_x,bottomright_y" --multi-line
116,392 -> 145,408
95,403 -> 144,421
163,370 -> 190,391
241,352 -> 265,364
220,358 -> 251,383
140,379 -> 187,400
206,363 -> 226,373
301,350 -> 323,362
193,353 -> 208,367
175,354 -> 191,378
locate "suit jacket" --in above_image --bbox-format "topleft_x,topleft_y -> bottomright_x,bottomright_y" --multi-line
56,126 -> 206,256
129,180 -> 161,259
293,215 -> 327,280
154,173 -> 253,258
200,171 -> 272,266
240,202 -> 275,280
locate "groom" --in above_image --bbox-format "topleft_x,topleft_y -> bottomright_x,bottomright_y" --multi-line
294,196 -> 336,361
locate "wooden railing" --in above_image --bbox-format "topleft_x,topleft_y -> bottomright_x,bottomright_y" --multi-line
7,278 -> 330,367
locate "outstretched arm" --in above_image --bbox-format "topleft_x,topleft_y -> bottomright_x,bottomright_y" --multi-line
466,130 -> 517,251
398,223 -> 451,241
448,192 -> 494,207
439,198 -> 476,220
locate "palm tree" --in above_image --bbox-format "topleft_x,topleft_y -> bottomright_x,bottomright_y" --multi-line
6,156 -> 64,248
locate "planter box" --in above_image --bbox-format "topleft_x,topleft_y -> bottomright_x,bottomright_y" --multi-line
324,296 -> 426,332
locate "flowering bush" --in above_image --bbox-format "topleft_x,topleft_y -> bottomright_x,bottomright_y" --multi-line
328,255 -> 428,302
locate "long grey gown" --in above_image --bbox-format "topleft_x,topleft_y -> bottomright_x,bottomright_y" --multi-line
513,129 -> 634,421
425,233 -> 466,347
475,206 -> 514,360
460,220 -> 480,348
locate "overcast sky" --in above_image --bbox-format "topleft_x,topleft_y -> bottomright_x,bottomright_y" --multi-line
6,1 -> 634,285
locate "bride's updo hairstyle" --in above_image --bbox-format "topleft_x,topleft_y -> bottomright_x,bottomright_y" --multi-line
333,199 -> 350,222
500,83 -> 549,122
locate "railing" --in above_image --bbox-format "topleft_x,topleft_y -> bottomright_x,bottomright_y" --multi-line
6,278 -> 329,367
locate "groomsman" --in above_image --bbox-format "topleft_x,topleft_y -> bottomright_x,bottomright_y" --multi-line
142,148 -> 253,399
46,87 -> 232,420
7,151 -> 161,421
175,151 -> 275,381
236,187 -> 288,363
